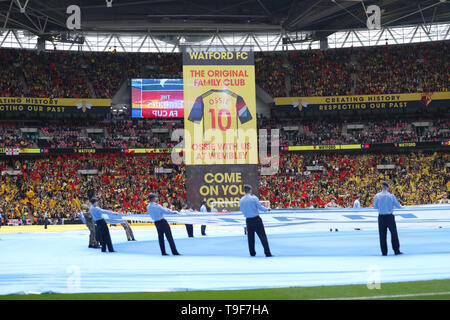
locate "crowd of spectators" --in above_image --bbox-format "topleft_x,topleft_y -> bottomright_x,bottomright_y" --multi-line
287,48 -> 355,97
0,119 -> 186,149
0,41 -> 447,100
287,119 -> 450,145
0,151 -> 448,224
259,117 -> 450,146
0,49 -> 23,97
352,42 -> 448,95
21,50 -> 91,98
1,39 -> 448,227
0,122 -> 33,148
0,152 -> 185,224
260,151 -> 449,209
39,125 -> 98,148
80,51 -> 182,98
83,52 -> 124,99
0,117 -> 448,149
283,41 -> 448,97
255,52 -> 287,97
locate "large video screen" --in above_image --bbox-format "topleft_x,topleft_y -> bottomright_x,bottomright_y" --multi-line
131,79 -> 183,118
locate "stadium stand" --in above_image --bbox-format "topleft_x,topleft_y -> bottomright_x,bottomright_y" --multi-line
0,151 -> 448,224
264,117 -> 450,146
286,42 -> 449,97
0,40 -> 449,225
1,117 -> 448,148
0,41 -> 447,99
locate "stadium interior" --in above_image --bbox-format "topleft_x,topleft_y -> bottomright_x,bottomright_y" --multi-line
1,0 -> 450,303
0,0 -> 449,226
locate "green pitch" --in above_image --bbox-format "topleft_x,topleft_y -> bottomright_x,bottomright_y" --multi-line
1,280 -> 450,300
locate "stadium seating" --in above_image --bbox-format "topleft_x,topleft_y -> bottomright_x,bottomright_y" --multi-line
0,151 -> 448,223
4,117 -> 449,149
281,42 -> 448,97
0,41 -> 447,99
266,118 -> 450,145
0,41 -> 449,224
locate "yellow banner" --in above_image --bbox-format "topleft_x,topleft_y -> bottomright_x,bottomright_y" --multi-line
126,148 -> 182,154
275,92 -> 450,105
286,144 -> 362,151
0,97 -> 111,114
275,92 -> 450,113
0,148 -> 40,154
183,54 -> 258,165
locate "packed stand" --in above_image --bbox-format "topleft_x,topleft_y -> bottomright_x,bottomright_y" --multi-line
353,42 -> 449,94
255,52 -> 287,97
260,117 -> 450,146
0,49 -> 24,97
21,50 -> 91,98
1,41 -> 448,100
260,152 -> 449,209
124,52 -> 182,79
261,41 -> 449,97
39,125 -> 98,148
0,49 -> 183,99
0,152 -> 185,224
1,151 -> 448,224
0,117 -> 448,149
83,51 -> 125,99
0,122 -> 34,148
287,48 -> 354,97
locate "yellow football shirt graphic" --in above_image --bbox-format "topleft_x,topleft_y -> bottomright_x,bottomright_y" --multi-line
187,89 -> 253,135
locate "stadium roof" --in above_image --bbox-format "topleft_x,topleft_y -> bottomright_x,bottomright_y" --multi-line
1,0 -> 449,37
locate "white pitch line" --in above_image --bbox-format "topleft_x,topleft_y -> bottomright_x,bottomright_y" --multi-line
316,291 -> 450,300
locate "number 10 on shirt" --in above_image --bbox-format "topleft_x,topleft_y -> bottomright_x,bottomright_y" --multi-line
209,108 -> 232,131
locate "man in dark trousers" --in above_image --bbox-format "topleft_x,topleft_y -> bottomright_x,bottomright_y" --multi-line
89,197 -> 115,253
239,184 -> 272,257
180,203 -> 194,238
146,193 -> 181,256
373,181 -> 403,256
43,210 -> 49,229
200,200 -> 208,236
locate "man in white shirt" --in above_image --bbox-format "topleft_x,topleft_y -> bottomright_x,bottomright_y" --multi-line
90,197 -> 117,253
240,185 -> 272,257
44,211 -> 49,229
180,203 -> 194,238
373,182 -> 403,256
200,200 -> 208,236
147,193 -> 181,256
353,195 -> 361,208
